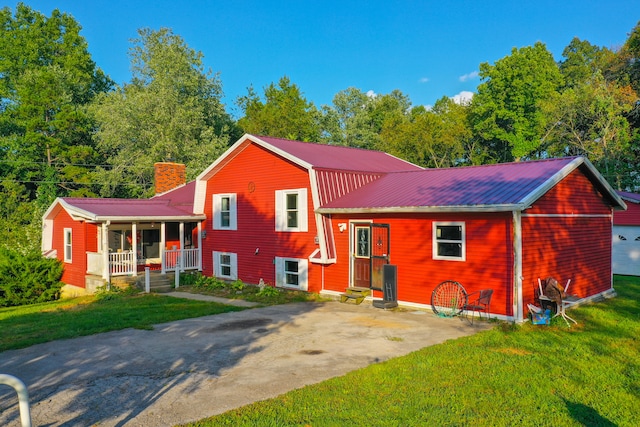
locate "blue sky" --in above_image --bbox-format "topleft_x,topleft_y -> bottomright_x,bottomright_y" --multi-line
8,1 -> 640,115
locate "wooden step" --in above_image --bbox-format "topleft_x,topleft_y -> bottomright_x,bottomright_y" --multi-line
340,287 -> 371,304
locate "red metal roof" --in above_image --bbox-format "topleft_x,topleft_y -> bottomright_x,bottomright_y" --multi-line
152,181 -> 197,214
319,157 -> 585,211
617,191 -> 640,203
257,135 -> 423,173
59,197 -> 200,219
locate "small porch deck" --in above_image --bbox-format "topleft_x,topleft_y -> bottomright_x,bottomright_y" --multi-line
87,248 -> 201,279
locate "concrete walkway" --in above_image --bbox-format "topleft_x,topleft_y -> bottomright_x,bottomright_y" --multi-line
165,291 -> 261,307
0,296 -> 490,427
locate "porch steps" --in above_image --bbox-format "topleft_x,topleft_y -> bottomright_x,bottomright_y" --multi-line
135,272 -> 174,293
340,287 -> 371,305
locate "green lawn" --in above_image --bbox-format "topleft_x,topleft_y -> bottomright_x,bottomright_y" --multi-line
2,277 -> 638,426
184,276 -> 640,427
0,292 -> 245,352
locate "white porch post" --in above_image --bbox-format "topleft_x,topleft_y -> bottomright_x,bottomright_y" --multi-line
179,222 -> 185,272
161,222 -> 166,274
131,222 -> 138,277
102,221 -> 110,281
197,221 -> 203,271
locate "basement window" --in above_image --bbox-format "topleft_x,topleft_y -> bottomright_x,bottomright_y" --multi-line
213,251 -> 237,280
433,222 -> 465,261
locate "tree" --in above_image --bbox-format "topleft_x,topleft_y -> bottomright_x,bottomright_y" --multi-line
91,28 -> 237,197
329,88 -> 411,150
380,97 -> 472,168
0,3 -> 111,253
559,37 -> 614,89
470,42 -> 563,162
542,75 -> 637,189
236,76 -> 322,142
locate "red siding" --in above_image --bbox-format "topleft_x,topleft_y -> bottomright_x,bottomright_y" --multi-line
521,215 -> 611,306
322,212 -> 515,316
521,167 -> 613,308
614,202 -> 640,226
53,209 -> 88,288
202,143 -> 320,288
526,167 -> 612,215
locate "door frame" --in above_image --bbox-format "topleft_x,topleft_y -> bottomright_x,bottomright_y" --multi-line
349,221 -> 390,290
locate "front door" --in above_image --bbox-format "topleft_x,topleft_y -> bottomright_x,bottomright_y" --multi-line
351,223 -> 390,290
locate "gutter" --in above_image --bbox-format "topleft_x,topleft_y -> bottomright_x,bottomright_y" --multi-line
316,203 -> 526,215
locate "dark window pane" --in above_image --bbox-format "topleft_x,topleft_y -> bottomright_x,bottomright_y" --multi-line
221,211 -> 230,227
438,225 -> 462,240
287,211 -> 298,228
438,242 -> 462,257
286,193 -> 297,210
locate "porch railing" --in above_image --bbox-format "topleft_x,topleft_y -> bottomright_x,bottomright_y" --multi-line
163,248 -> 200,272
109,251 -> 135,276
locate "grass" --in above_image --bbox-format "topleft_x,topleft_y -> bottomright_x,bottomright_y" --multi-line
184,276 -> 640,427
0,291 -> 245,352
0,279 -> 324,353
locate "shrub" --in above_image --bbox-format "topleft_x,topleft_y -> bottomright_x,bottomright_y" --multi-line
180,271 -> 201,286
0,248 -> 64,307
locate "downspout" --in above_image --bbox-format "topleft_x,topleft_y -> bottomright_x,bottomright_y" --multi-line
513,210 -> 523,323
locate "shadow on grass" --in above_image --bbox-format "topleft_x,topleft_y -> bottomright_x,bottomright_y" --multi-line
562,397 -> 616,427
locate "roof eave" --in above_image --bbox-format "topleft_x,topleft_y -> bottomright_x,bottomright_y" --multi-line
316,204 -> 525,215
519,156 -> 627,211
91,214 -> 207,222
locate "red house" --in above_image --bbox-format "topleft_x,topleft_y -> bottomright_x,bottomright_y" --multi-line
43,134 -> 626,321
42,163 -> 205,293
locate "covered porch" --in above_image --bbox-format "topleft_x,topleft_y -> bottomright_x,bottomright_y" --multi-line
86,220 -> 203,280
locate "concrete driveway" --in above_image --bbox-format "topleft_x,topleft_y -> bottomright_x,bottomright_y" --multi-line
0,296 -> 490,426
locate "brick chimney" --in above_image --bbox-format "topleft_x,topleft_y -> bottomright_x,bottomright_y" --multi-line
154,162 -> 186,194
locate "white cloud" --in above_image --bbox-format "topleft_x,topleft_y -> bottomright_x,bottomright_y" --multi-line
366,89 -> 377,98
459,71 -> 479,82
451,91 -> 474,105
419,77 -> 429,83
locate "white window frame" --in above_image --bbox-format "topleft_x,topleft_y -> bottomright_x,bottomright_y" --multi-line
275,256 -> 308,290
212,193 -> 237,230
432,222 -> 466,261
213,251 -> 238,280
275,188 -> 308,232
64,228 -> 73,262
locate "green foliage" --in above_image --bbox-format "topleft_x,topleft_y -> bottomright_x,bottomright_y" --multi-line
237,76 -> 323,142
0,247 -> 64,307
257,284 -> 280,297
179,271 -> 202,286
91,27 -> 236,197
470,42 -> 564,161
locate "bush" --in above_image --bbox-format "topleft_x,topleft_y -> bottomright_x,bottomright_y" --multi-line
0,248 -> 64,307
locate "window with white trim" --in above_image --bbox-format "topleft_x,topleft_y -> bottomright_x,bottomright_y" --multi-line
213,251 -> 238,280
275,257 -> 308,290
275,189 -> 308,232
212,194 -> 237,230
64,228 -> 73,262
433,222 -> 465,261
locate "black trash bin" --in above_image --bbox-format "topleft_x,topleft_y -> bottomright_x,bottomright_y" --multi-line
373,264 -> 398,309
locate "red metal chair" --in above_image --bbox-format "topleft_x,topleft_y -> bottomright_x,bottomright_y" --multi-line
463,289 -> 493,324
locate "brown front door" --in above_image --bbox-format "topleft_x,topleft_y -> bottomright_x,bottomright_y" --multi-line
352,223 -> 390,289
